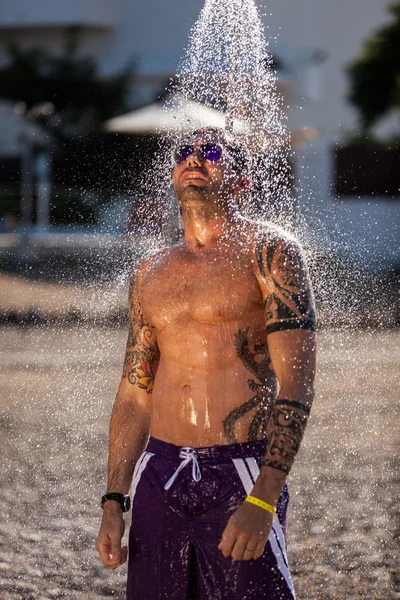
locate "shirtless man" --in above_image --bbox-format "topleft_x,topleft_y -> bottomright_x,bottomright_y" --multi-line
96,127 -> 317,600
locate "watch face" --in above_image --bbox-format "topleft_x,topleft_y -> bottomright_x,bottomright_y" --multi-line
122,495 -> 131,512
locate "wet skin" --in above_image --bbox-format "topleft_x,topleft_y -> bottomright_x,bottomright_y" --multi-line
141,238 -> 275,446
96,132 -> 317,568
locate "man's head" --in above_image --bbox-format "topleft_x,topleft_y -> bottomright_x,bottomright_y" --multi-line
172,127 -> 250,208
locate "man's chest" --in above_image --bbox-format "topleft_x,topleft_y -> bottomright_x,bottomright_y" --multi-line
140,249 -> 263,328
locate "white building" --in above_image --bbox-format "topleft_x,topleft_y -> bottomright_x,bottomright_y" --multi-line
0,0 -> 398,270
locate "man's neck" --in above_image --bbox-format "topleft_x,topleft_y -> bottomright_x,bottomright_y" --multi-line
180,201 -> 241,248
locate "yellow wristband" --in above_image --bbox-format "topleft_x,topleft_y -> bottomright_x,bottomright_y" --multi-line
245,495 -> 276,514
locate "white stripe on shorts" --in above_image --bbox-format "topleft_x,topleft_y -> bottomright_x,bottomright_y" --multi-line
232,458 -> 253,495
232,456 -> 295,598
131,451 -> 154,501
245,457 -> 260,482
273,514 -> 290,568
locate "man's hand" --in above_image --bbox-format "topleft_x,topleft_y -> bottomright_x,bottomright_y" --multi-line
218,501 -> 273,561
96,504 -> 127,569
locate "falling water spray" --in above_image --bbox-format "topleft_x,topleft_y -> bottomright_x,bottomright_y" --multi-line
133,0 -> 294,237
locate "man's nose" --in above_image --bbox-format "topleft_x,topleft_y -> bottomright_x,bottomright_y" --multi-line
186,149 -> 203,166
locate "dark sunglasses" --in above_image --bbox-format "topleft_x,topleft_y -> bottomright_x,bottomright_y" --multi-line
174,143 -> 223,164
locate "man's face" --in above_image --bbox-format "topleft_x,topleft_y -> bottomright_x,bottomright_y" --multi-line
172,133 -> 238,204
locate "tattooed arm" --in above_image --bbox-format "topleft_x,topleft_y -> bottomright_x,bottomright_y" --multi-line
96,262 -> 160,570
107,265 -> 159,495
219,235 -> 316,562
253,234 -> 317,503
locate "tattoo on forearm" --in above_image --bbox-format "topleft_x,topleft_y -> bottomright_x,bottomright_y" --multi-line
256,237 -> 316,335
122,274 -> 160,394
222,328 -> 277,444
274,399 -> 310,414
262,399 -> 310,474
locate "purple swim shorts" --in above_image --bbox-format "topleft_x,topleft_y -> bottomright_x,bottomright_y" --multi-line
126,436 -> 295,600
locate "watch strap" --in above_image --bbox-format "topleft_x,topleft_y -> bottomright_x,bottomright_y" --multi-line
101,493 -> 131,512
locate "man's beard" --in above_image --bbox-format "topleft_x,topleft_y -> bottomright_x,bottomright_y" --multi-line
177,185 -> 236,224
177,182 -> 212,203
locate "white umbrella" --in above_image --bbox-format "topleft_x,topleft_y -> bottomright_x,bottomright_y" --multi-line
103,94 -> 248,135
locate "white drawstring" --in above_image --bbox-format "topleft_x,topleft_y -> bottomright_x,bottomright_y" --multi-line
164,447 -> 202,490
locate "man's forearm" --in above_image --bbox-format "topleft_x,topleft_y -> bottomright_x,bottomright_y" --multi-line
263,398 -> 310,474
252,389 -> 314,506
96,386 -> 150,569
106,389 -> 151,495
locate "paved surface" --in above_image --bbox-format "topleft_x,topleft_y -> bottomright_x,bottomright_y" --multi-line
0,326 -> 399,599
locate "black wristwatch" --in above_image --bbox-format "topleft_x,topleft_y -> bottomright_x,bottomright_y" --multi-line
101,493 -> 131,513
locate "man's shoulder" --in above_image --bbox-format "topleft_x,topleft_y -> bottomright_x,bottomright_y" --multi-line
132,245 -> 171,281
244,217 -> 300,251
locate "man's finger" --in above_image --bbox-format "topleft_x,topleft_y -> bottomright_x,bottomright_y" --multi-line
218,521 -> 237,557
230,535 -> 250,561
241,535 -> 260,561
96,535 -> 113,566
242,547 -> 255,561
231,534 -> 259,561
120,545 -> 128,564
252,537 -> 267,561
108,546 -> 127,570
108,535 -> 123,566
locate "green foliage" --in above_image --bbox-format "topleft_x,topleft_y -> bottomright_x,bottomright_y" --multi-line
347,2 -> 400,129
1,27 -> 135,141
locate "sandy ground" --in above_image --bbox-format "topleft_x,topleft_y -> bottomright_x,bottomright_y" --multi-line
0,325 -> 399,600
0,273 -> 127,323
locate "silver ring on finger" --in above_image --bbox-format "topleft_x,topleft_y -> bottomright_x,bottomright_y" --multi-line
245,546 -> 255,552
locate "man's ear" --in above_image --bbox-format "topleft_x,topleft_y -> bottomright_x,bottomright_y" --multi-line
233,175 -> 252,196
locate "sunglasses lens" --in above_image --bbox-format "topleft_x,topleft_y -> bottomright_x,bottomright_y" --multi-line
174,143 -> 223,163
175,145 -> 194,163
202,144 -> 222,162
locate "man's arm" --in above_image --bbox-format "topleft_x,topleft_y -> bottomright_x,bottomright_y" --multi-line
96,265 -> 160,569
219,235 -> 317,561
253,235 -> 316,505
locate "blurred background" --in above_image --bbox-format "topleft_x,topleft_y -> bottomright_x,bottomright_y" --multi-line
0,1 -> 399,599
0,0 -> 399,324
